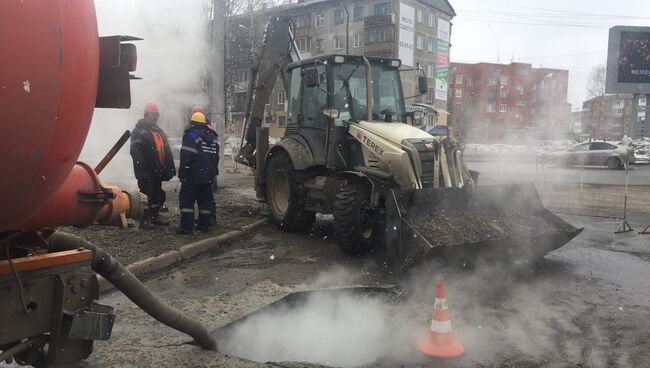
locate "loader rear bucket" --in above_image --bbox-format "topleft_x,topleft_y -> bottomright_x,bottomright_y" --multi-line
385,183 -> 582,270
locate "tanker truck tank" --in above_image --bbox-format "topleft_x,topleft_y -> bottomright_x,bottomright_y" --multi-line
0,1 -> 216,365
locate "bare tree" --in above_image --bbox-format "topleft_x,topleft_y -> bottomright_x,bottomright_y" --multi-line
586,64 -> 606,99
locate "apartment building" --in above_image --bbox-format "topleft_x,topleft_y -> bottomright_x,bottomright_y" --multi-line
448,62 -> 569,143
224,0 -> 456,138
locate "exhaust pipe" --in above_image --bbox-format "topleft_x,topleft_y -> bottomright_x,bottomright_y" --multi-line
47,232 -> 217,351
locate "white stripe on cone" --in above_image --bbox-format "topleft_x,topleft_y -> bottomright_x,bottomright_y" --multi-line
434,298 -> 448,310
430,319 -> 453,333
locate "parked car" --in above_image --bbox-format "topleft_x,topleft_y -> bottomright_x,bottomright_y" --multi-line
552,141 -> 635,169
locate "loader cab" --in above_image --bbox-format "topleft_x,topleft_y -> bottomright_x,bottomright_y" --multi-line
285,55 -> 406,169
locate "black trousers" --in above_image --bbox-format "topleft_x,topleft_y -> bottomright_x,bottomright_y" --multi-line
137,178 -> 166,211
179,182 -> 213,231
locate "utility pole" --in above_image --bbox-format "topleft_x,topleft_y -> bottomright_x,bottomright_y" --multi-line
211,0 -> 226,173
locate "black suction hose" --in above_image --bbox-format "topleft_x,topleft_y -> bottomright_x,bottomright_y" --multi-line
47,232 -> 217,351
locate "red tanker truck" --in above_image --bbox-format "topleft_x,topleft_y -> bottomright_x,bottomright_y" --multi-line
0,1 -> 216,366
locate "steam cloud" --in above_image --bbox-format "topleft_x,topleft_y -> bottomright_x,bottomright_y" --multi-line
80,0 -> 210,186
218,259 -> 604,367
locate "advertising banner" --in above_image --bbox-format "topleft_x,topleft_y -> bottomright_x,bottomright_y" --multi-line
398,4 -> 415,67
437,19 -> 450,43
435,40 -> 450,101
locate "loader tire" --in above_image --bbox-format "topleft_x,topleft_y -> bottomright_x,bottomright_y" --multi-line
334,183 -> 377,255
266,151 -> 315,232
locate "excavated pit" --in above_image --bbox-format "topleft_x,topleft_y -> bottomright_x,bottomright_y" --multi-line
211,287 -> 415,367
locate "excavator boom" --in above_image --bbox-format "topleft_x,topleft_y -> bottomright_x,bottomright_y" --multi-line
237,16 -> 300,167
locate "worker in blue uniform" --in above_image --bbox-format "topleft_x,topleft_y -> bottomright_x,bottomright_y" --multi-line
177,112 -> 220,234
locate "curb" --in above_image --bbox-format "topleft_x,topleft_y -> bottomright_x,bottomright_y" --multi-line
98,218 -> 268,293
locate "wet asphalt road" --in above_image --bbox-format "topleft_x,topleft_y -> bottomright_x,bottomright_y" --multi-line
88,213 -> 650,368
466,159 -> 650,186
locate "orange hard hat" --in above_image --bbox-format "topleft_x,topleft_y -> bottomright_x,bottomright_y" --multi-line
144,102 -> 160,114
191,105 -> 206,115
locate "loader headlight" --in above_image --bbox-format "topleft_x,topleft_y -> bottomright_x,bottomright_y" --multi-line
334,56 -> 345,63
391,59 -> 401,68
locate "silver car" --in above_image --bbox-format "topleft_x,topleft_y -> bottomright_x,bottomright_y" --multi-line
552,141 -> 635,169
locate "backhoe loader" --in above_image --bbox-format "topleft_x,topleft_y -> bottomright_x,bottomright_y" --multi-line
236,16 -> 581,268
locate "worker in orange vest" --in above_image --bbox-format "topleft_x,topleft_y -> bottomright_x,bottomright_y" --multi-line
130,102 -> 176,228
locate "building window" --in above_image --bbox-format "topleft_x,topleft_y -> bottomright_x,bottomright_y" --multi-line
500,76 -> 508,85
295,37 -> 311,52
515,112 -> 522,121
455,74 -> 462,84
500,90 -> 508,98
334,8 -> 344,25
516,100 -> 526,106
232,69 -> 249,84
487,74 -> 497,85
499,104 -> 507,112
455,89 -> 462,98
516,85 -> 524,94
366,28 -> 388,43
516,68 -> 528,76
353,34 -> 363,48
334,36 -> 344,50
427,64 -> 435,78
486,103 -> 496,112
416,9 -> 422,23
552,80 -> 558,89
466,78 -> 472,87
374,2 -> 391,15
278,116 -> 287,128
353,6 -> 364,22
294,14 -> 310,29
466,92 -> 471,99
429,14 -> 435,27
427,37 -> 435,53
277,91 -> 285,105
315,14 -> 324,28
315,39 -> 325,53
416,34 -> 424,50
455,103 -> 462,112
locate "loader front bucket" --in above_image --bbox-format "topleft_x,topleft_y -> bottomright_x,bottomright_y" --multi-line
385,183 -> 582,270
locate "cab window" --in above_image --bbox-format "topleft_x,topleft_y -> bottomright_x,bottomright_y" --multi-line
301,66 -> 328,125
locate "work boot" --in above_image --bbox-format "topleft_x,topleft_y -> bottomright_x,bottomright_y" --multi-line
150,208 -> 169,226
176,227 -> 193,235
139,209 -> 154,229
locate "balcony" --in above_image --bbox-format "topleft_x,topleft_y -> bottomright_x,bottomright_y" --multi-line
364,13 -> 396,27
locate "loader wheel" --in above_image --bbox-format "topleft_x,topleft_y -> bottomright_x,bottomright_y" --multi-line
266,152 -> 315,232
334,183 -> 377,255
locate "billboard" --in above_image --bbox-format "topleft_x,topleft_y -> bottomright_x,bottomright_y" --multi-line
398,4 -> 415,67
435,19 -> 451,101
606,26 -> 650,94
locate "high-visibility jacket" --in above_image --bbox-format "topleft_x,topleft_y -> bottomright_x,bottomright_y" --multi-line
178,123 -> 219,184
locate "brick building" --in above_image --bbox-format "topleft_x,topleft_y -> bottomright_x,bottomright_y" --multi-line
223,0 -> 456,138
447,62 -> 569,143
580,94 -> 638,139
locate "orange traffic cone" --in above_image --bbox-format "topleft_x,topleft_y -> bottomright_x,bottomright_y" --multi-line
418,282 -> 465,358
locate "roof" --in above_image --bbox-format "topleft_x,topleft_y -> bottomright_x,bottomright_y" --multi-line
287,54 -> 400,70
232,0 -> 456,19
416,0 -> 456,17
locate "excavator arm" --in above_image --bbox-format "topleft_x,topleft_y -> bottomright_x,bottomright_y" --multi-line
236,16 -> 301,167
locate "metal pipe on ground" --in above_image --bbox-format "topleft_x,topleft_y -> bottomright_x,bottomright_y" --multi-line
47,232 -> 218,351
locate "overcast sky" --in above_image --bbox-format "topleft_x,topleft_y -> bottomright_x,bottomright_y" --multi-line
449,0 -> 650,108
92,0 -> 650,111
